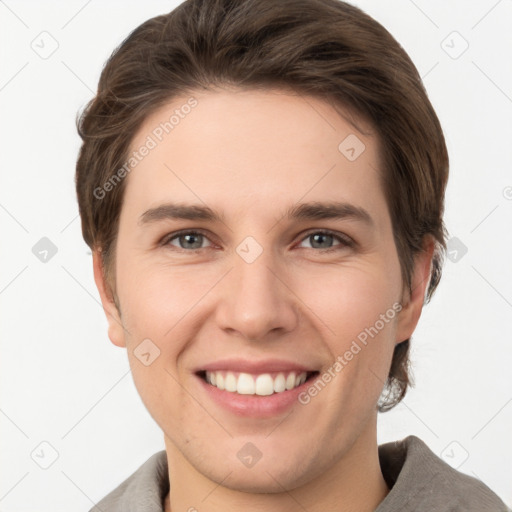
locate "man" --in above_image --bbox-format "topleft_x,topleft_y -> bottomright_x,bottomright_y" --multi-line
75,0 -> 509,510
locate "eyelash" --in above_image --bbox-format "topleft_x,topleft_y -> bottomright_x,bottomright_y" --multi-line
160,229 -> 355,253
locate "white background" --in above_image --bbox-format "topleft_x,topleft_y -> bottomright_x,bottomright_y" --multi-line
1,0 -> 511,510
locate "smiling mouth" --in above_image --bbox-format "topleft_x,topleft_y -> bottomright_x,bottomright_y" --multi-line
196,370 -> 320,396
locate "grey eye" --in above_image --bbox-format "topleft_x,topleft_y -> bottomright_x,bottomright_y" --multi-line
167,232 -> 212,250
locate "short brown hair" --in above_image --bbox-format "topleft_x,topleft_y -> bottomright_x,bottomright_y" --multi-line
75,0 -> 449,411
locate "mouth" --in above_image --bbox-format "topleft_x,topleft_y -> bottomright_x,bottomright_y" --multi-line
196,370 -> 320,396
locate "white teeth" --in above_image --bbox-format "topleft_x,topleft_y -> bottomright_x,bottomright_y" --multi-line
204,370 -> 309,396
225,372 -> 237,392
255,374 -> 274,396
237,373 -> 255,394
285,373 -> 296,390
273,373 -> 286,392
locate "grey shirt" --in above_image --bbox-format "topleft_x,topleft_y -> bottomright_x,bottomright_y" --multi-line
93,435 -> 510,511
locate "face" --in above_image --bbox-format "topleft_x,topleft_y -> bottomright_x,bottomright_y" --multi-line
94,88 -> 431,493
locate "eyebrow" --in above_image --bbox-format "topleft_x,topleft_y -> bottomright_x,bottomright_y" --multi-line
139,201 -> 374,227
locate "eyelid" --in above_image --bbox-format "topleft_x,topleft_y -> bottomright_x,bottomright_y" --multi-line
160,228 -> 216,248
295,228 -> 355,250
161,227 -> 355,251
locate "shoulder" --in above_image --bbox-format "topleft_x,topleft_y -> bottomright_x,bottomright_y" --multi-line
377,435 -> 510,511
90,451 -> 169,512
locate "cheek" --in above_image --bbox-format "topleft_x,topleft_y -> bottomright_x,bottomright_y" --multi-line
300,262 -> 401,393
115,261 -> 219,415
116,257 -> 213,340
301,259 -> 402,337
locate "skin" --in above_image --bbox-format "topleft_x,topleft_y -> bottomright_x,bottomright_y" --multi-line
93,88 -> 434,512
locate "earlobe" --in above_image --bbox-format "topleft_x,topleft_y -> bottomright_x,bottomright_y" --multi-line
395,237 -> 436,344
92,250 -> 127,348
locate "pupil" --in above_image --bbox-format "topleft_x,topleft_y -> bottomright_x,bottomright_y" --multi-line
312,233 -> 332,248
182,233 -> 201,249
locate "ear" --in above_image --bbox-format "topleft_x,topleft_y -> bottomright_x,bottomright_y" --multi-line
92,250 -> 126,348
395,236 -> 436,344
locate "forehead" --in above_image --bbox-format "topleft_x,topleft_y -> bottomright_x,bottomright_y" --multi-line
123,88 -> 386,226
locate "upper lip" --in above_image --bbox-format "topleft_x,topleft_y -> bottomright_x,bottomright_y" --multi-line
195,358 -> 319,374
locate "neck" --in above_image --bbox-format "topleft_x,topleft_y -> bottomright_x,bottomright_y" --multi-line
163,416 -> 389,512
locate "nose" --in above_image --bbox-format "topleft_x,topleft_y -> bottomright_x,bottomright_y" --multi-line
214,248 -> 298,342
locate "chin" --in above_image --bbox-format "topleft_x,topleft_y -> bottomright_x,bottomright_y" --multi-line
216,470 -> 300,494
198,452 -> 320,494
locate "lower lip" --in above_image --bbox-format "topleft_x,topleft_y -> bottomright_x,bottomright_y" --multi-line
195,373 -> 318,418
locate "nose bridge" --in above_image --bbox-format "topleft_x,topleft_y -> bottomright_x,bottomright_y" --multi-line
215,241 -> 297,340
